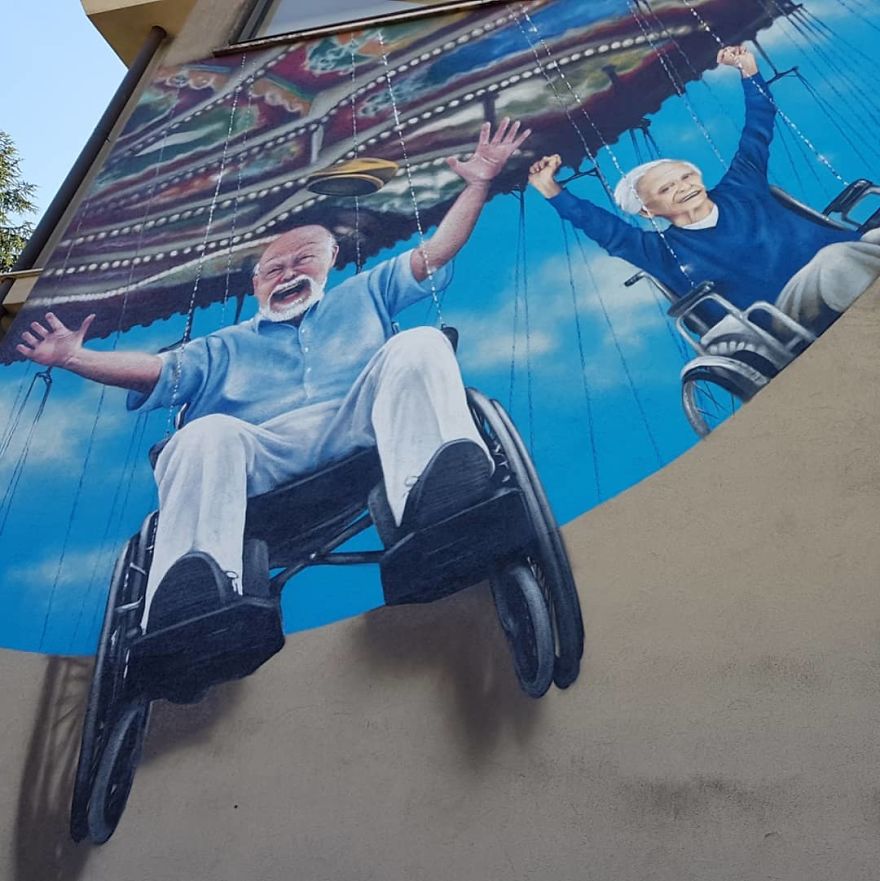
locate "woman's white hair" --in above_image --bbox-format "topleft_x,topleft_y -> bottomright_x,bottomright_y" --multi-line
613,159 -> 699,215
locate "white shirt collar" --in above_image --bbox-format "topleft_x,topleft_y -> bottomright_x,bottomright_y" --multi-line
682,203 -> 720,230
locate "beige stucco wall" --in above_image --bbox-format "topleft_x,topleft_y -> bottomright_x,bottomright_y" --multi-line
1,282 -> 878,881
82,0 -> 197,63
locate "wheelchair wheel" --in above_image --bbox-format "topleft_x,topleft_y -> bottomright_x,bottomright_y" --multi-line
491,563 -> 554,698
681,356 -> 768,438
86,700 -> 151,844
467,389 -> 584,690
71,512 -> 155,844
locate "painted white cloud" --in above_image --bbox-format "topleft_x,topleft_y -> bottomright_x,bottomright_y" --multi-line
9,545 -> 115,593
451,247 -> 675,390
0,380 -> 133,479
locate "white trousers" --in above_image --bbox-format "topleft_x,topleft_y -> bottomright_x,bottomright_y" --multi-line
143,326 -> 490,625
776,228 -> 880,331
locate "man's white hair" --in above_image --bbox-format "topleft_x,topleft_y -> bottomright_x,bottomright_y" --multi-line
613,159 -> 700,215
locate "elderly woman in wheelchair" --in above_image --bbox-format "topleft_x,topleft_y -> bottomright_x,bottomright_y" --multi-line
529,45 -> 880,436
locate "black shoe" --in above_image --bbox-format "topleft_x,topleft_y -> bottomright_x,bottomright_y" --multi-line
146,551 -> 236,634
399,440 -> 493,532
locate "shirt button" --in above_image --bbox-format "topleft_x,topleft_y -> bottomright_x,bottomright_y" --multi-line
303,346 -> 309,353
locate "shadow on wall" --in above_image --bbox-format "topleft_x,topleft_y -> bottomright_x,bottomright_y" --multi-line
140,676 -> 247,762
351,582 -> 547,761
14,657 -> 92,881
13,656 -> 246,877
13,583 -> 544,872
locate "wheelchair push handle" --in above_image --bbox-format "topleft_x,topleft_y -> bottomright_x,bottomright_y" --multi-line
667,281 -> 718,319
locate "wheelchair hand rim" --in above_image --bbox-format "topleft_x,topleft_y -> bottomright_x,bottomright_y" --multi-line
491,562 -> 554,698
466,388 -> 584,689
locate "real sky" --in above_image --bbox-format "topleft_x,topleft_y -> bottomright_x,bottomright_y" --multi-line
1,2 -> 125,221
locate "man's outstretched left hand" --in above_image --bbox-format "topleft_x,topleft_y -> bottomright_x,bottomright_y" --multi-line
447,117 -> 531,186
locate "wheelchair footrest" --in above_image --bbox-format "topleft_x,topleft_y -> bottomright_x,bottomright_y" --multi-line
381,487 -> 532,606
129,597 -> 284,702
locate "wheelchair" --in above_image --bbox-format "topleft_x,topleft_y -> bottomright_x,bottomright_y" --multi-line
69,341 -> 585,844
626,179 -> 880,436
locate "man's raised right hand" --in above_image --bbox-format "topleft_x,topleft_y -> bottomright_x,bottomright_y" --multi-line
528,154 -> 563,199
17,312 -> 96,368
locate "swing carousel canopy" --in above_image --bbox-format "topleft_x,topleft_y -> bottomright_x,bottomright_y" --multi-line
1,0 -> 790,362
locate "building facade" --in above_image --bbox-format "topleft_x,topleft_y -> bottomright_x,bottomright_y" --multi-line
1,1 -> 879,878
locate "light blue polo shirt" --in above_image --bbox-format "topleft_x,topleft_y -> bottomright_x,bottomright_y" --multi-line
128,250 -> 452,425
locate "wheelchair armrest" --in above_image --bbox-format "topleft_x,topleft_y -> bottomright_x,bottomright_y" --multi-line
440,324 -> 459,353
666,281 -> 717,320
149,437 -> 171,469
147,403 -> 189,468
824,179 -> 880,233
824,179 -> 875,215
742,301 -> 815,349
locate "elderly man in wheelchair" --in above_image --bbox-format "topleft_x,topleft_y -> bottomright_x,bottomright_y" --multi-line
19,118 -> 586,843
529,45 -> 880,435
18,116 -> 519,629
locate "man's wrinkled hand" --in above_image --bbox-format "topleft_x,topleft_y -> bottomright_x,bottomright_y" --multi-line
16,312 -> 96,368
446,117 -> 531,186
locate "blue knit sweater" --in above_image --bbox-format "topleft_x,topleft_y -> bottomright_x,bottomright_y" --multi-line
549,74 -> 858,318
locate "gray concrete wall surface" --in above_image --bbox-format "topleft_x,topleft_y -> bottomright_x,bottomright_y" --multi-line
162,0 -> 250,65
1,283 -> 879,880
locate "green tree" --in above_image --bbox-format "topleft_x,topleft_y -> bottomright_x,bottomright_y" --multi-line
0,131 -> 37,273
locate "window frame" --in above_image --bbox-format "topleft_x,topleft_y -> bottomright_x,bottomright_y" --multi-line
223,0 -> 511,54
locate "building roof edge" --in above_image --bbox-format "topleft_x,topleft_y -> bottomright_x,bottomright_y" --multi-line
82,0 -> 196,64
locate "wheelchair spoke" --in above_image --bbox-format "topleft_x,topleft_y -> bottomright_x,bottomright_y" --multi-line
692,379 -> 740,425
697,383 -> 723,410
682,361 -> 767,438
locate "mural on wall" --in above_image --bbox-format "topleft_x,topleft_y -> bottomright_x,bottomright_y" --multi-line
1,0 -> 878,846
0,0 -> 879,827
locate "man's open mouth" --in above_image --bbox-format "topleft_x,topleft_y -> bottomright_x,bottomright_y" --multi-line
270,277 -> 312,308
680,190 -> 703,203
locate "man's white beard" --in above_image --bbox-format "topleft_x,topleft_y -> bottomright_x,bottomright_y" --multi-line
258,275 -> 325,323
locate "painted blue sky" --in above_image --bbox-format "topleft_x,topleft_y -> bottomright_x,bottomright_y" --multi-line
1,0 -> 878,655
